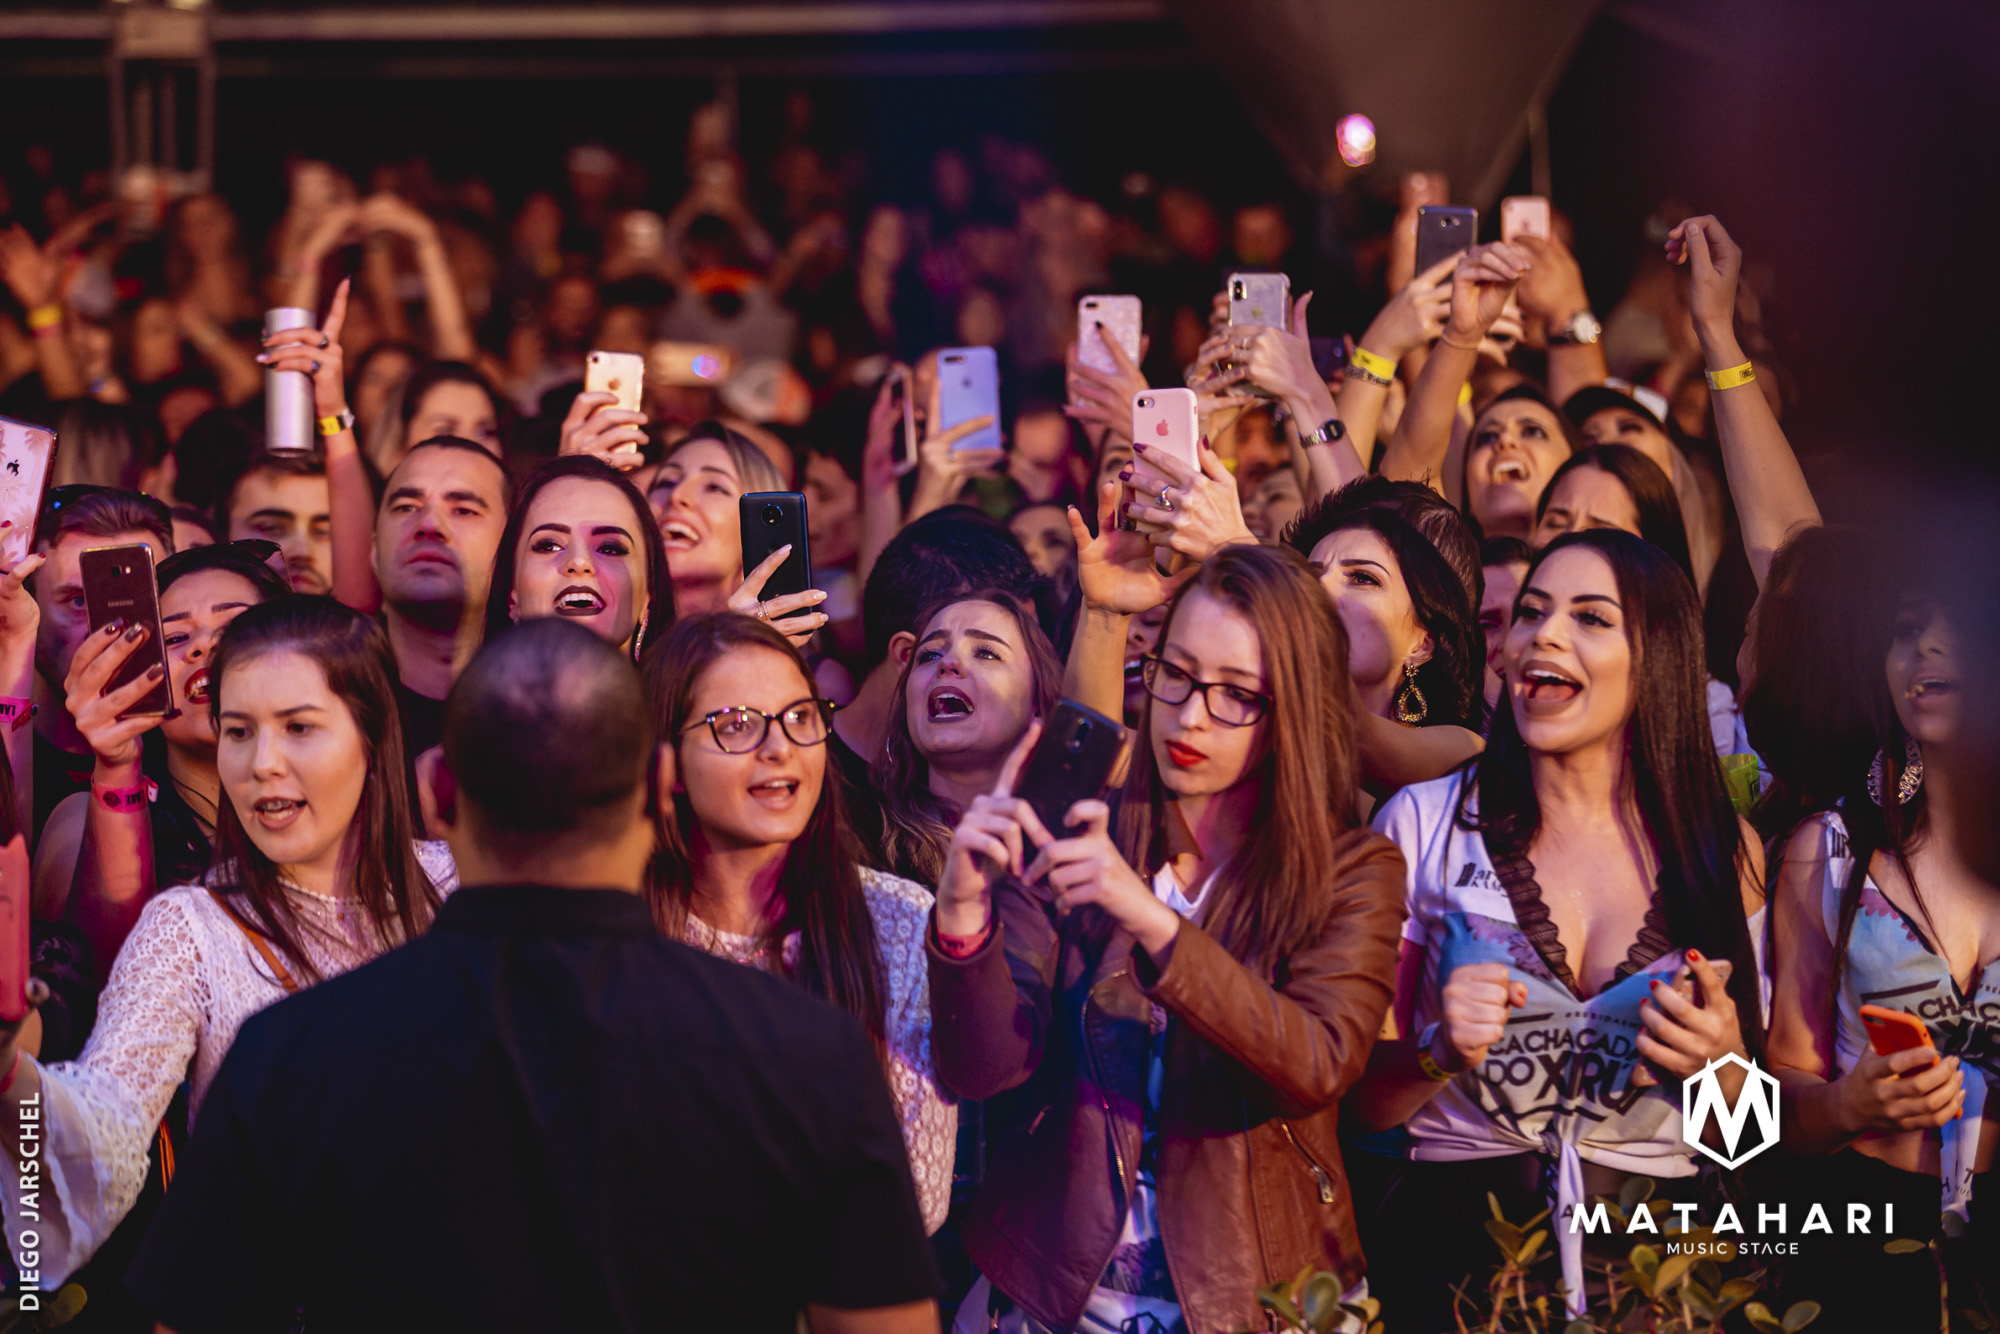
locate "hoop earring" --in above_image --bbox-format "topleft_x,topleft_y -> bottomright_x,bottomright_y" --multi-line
1866,735 -> 1923,807
1393,660 -> 1428,726
631,612 -> 649,663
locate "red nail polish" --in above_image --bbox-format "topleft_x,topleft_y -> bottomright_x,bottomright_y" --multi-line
1688,949 -> 1703,962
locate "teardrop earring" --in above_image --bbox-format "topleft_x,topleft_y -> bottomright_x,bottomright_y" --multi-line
1866,734 -> 1923,807
1393,660 -> 1428,726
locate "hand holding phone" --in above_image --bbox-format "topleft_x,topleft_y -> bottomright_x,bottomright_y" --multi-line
1077,295 -> 1142,375
80,544 -> 172,719
1500,196 -> 1551,242
565,351 -> 650,471
731,492 -> 827,648
936,347 -> 1002,454
0,416 -> 58,570
1859,1004 -> 1936,1060
1414,206 -> 1477,282
1012,700 -> 1126,837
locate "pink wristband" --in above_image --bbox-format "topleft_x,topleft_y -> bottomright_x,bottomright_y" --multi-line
935,918 -> 994,959
93,779 -> 153,813
0,696 -> 32,733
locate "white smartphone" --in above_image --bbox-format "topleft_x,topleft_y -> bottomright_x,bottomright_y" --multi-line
0,415 -> 59,569
585,350 -> 645,413
937,346 -> 1002,453
1077,294 -> 1141,375
1227,272 -> 1291,329
1501,196 -> 1551,242
1129,388 -> 1198,498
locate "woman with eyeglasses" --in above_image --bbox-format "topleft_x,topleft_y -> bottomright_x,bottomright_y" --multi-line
35,543 -> 292,983
928,543 -> 1408,1334
642,612 -> 955,1234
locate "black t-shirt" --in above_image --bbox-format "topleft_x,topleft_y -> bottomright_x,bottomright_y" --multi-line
128,885 -> 940,1333
828,728 -> 886,864
32,729 -> 94,841
396,679 -> 448,763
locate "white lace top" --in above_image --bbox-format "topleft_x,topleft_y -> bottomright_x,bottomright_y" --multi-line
7,841 -> 458,1288
683,867 -> 956,1234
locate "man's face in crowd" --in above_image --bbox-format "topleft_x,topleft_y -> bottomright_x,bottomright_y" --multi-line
373,445 -> 509,622
35,529 -> 170,686
229,468 -> 333,596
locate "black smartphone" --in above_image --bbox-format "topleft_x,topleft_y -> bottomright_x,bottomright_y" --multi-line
1414,205 -> 1478,279
80,543 -> 172,718
738,491 -> 813,616
1013,699 -> 1125,836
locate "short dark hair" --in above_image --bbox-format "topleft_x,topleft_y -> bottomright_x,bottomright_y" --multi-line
157,541 -> 293,603
392,435 -> 515,509
37,486 -> 175,554
218,452 -> 326,535
398,360 -> 507,441
1283,474 -> 1482,611
861,505 -> 1043,666
1480,536 -> 1534,569
446,618 -> 654,835
1534,444 -> 1692,583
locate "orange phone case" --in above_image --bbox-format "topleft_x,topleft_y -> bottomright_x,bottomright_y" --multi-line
1858,1003 -> 1934,1057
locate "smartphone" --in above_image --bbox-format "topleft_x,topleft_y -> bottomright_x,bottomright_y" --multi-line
738,492 -> 814,616
1014,699 -> 1125,837
1415,206 -> 1478,278
936,346 -> 1001,454
0,415 -> 59,568
1669,956 -> 1734,996
585,350 -> 645,414
646,341 -> 732,389
0,834 -> 29,1025
1859,1004 -> 1936,1059
1130,388 -> 1198,477
1500,196 -> 1551,242
1077,294 -> 1142,375
80,543 -> 173,718
1227,272 -> 1290,330
886,364 -> 918,473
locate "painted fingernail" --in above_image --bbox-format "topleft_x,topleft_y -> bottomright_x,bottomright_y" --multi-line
124,624 -> 144,641
1118,468 -> 1134,481
1688,949 -> 1703,962
106,619 -> 124,635
1132,441 -> 1148,452
1199,435 -> 1211,450
146,663 -> 165,680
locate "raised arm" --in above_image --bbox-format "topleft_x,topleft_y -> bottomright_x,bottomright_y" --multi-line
1220,293 -> 1368,497
1333,256 -> 1455,482
358,194 -> 476,361
1668,215 -> 1820,589
1511,232 -> 1610,406
0,225 -> 86,401
174,300 -> 262,407
857,373 -> 907,588
1060,482 -> 1194,720
1377,243 -> 1528,489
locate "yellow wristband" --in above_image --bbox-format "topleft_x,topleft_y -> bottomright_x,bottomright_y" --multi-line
1417,1046 -> 1455,1082
25,303 -> 62,332
1349,345 -> 1397,381
1705,361 -> 1756,391
317,414 -> 348,436
1458,380 -> 1474,407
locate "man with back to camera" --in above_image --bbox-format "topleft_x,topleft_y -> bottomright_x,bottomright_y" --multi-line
127,618 -> 942,1334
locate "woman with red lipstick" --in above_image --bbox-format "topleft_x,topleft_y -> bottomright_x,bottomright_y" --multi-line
35,543 -> 292,979
1351,529 -> 1764,1329
873,592 -> 1061,883
0,597 -> 456,1290
484,455 -> 676,661
928,543 -> 1408,1333
1767,589 -> 2000,1332
644,612 -> 956,1234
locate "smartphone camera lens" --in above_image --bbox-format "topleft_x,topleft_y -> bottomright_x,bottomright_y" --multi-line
762,504 -> 784,525
1067,721 -> 1090,753
1137,396 -> 1152,409
1231,281 -> 1244,299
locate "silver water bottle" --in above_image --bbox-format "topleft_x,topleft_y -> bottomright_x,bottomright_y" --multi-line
263,306 -> 317,456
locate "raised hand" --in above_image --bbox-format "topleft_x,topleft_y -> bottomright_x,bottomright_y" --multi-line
1064,326 -> 1150,451
936,723 -> 1054,938
1509,233 -> 1590,326
1120,439 -> 1255,560
862,369 -> 914,490
257,278 -> 352,416
1361,255 -> 1457,365
908,370 -> 1001,517
1068,480 -> 1197,617
1436,961 -> 1527,1073
357,192 -> 440,245
1443,242 -> 1531,349
0,225 -> 60,309
558,390 -> 648,472
1666,214 -> 1742,340
726,545 -> 829,648
0,556 -> 44,661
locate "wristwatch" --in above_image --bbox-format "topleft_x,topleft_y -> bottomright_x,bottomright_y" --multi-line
1307,417 -> 1348,445
1546,310 -> 1602,347
317,406 -> 357,435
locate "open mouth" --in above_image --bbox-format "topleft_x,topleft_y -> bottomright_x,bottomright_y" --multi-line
252,797 -> 304,828
1520,663 -> 1583,707
1123,659 -> 1146,686
660,519 -> 701,549
748,777 -> 801,807
555,585 -> 606,616
1910,674 -> 1957,701
184,667 -> 211,704
927,687 -> 975,721
1492,457 -> 1531,483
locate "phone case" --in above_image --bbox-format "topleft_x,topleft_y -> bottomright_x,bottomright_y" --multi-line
0,834 -> 29,1024
80,544 -> 173,717
1227,273 -> 1290,329
738,492 -> 814,614
1859,1004 -> 1935,1057
1077,295 -> 1142,375
585,350 -> 645,413
1129,389 -> 1199,497
1014,699 -> 1125,836
0,415 -> 59,569
1500,196 -> 1551,242
936,346 -> 1001,453
1415,206 -> 1478,277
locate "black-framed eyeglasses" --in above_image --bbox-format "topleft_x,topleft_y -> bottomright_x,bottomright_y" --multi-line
680,698 -> 831,754
1140,655 -> 1273,727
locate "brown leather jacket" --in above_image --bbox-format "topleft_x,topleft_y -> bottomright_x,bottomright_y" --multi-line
928,826 -> 1407,1334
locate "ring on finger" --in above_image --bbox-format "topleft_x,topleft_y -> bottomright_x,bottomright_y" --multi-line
1158,485 -> 1174,512
310,359 -> 321,374
318,334 -> 330,350
756,600 -> 769,620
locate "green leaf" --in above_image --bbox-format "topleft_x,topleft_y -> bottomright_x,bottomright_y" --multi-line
1653,1252 -> 1695,1293
1300,1273 -> 1341,1332
39,1284 -> 87,1328
1686,1286 -> 1719,1321
1628,1244 -> 1660,1276
1256,1290 -> 1304,1330
1942,1211 -> 1968,1239
1484,1217 -> 1525,1255
1744,1301 -> 1783,1334
1340,1297 -> 1382,1322
1488,1190 -> 1507,1222
1781,1300 -> 1821,1332
1716,1277 -> 1759,1313
1619,1175 -> 1657,1214
1882,1238 -> 1929,1255
1517,1229 -> 1548,1264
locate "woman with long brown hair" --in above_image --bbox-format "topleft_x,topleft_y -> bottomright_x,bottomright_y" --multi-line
643,612 -> 955,1233
929,543 -> 1408,1333
871,591 -> 1062,884
0,597 -> 455,1288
